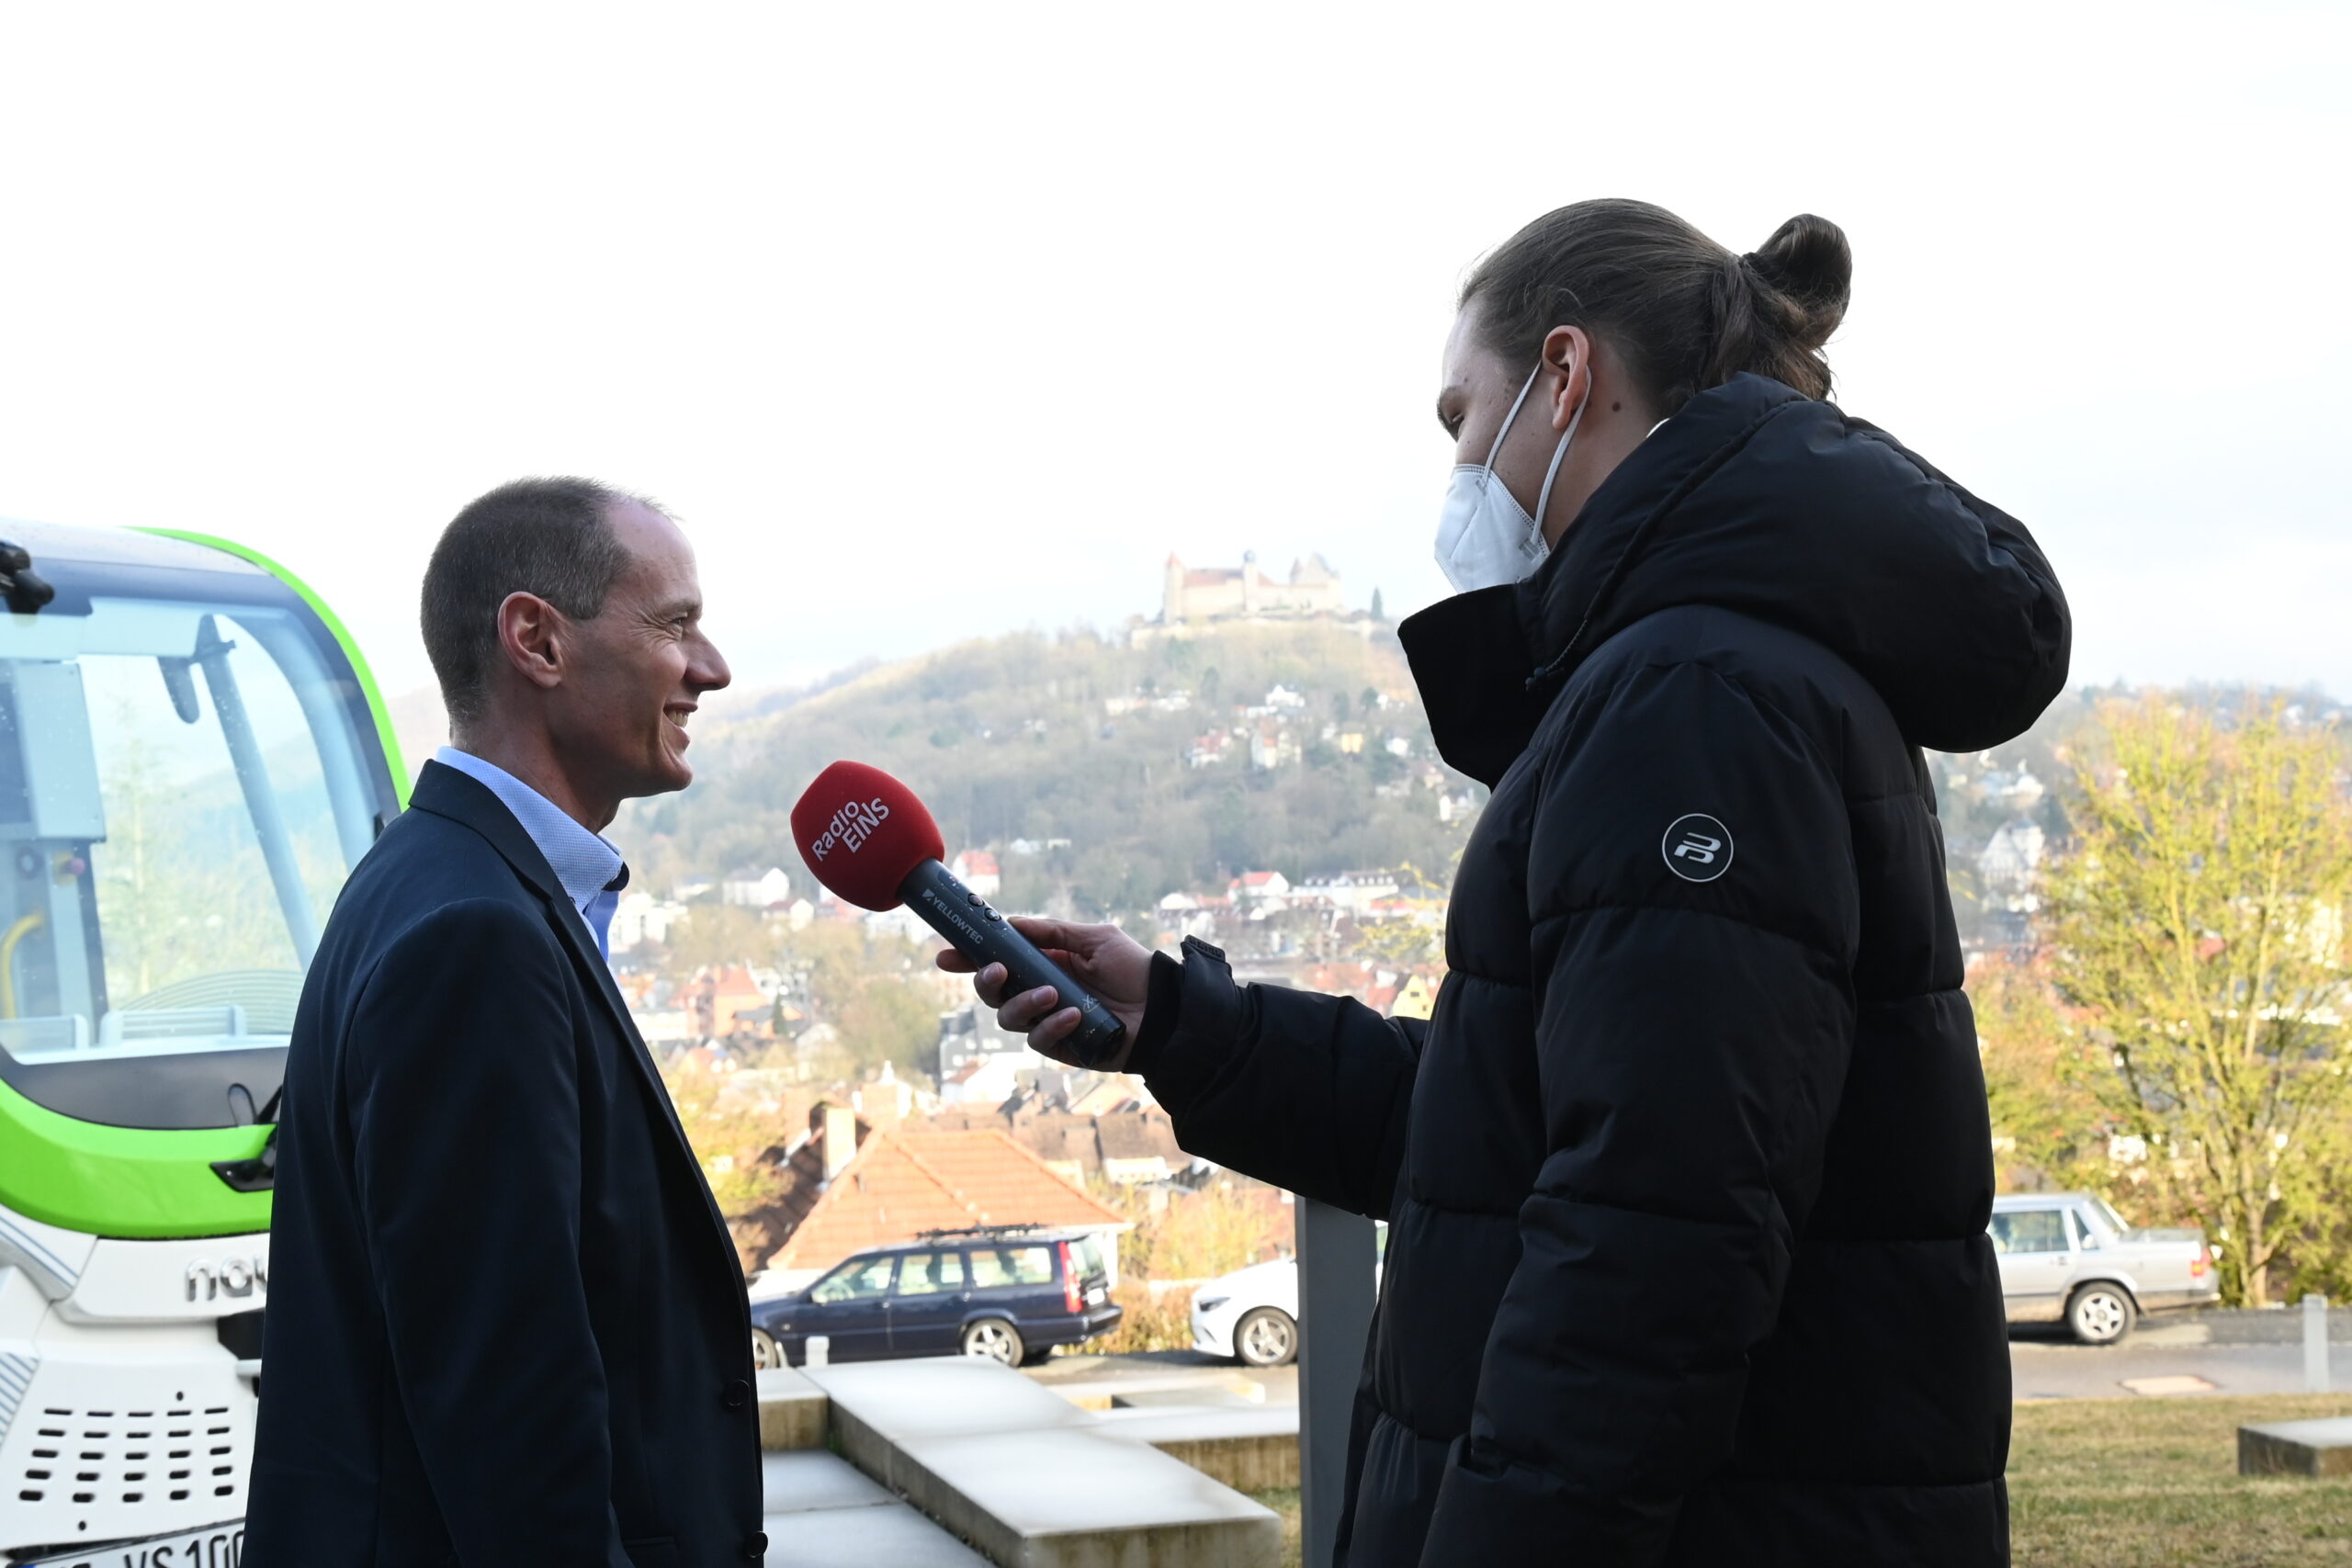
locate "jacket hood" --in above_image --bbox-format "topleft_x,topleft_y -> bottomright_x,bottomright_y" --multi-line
1402,375 -> 2070,784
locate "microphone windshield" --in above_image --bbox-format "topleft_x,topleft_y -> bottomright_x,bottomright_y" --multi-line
790,761 -> 945,911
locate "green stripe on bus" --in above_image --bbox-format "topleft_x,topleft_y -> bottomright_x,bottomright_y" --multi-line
0,1079 -> 272,1238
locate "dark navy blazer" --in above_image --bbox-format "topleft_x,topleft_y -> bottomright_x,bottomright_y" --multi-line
246,761 -> 763,1567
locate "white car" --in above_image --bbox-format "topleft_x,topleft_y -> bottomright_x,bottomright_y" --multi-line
1192,1258 -> 1303,1367
1192,1227 -> 1385,1369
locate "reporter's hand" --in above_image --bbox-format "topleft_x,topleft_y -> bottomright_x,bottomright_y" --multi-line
933,919 -> 1153,1071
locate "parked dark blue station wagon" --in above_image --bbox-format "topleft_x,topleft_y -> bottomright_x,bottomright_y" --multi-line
751,1225 -> 1122,1368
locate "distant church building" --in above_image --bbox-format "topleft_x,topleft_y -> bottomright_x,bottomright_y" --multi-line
1161,552 -> 1343,626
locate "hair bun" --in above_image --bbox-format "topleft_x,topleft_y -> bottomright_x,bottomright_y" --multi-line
1747,214 -> 1850,348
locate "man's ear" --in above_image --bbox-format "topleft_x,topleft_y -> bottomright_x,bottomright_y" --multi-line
495,591 -> 566,692
1540,324 -> 1594,432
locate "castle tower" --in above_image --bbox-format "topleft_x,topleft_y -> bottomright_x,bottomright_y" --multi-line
1241,549 -> 1261,616
1163,553 -> 1187,624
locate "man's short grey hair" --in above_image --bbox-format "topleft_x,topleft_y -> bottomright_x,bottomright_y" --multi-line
421,476 -> 652,726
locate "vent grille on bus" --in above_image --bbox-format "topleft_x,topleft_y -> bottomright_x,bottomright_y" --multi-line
12,1403 -> 240,1510
0,1353 -> 33,1449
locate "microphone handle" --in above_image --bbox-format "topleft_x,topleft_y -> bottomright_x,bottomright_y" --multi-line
898,859 -> 1129,1068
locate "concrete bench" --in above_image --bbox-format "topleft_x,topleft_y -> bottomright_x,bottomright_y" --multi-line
759,1366 -> 830,1450
1094,1405 -> 1300,1491
1040,1371 -> 1267,1412
2239,1416 -> 2352,1476
804,1359 -> 1282,1568
763,1450 -> 990,1566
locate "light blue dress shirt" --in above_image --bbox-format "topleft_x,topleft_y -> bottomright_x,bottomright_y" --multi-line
434,748 -> 628,959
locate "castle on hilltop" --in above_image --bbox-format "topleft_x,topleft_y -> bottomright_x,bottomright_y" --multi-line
1160,552 -> 1344,626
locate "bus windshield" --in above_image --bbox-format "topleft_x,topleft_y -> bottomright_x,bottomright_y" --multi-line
0,592 -> 379,1129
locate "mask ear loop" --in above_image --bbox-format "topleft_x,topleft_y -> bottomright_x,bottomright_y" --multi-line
1531,356 -> 1593,544
1479,364 -> 1544,480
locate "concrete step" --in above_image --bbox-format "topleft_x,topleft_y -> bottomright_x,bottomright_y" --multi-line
1094,1405 -> 1300,1491
2239,1416 -> 2352,1476
763,1450 -> 990,1567
758,1365 -> 830,1450
805,1358 -> 1282,1568
1041,1371 -> 1267,1411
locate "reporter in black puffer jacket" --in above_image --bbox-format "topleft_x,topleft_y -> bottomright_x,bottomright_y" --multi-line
947,199 -> 2068,1566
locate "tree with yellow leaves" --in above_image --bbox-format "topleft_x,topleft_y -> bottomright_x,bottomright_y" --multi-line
2043,698 -> 2352,1305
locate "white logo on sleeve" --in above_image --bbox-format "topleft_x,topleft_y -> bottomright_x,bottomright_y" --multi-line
1662,814 -> 1734,883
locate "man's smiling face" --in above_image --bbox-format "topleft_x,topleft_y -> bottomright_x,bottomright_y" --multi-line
548,498 -> 731,805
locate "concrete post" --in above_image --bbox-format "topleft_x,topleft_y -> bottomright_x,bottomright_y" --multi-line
2305,1294 -> 2330,1394
1296,1199 -> 1377,1568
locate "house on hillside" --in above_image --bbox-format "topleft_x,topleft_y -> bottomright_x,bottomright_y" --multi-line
1978,818 -> 2048,948
1231,871 -> 1291,915
942,1054 -> 1023,1108
611,890 -> 687,951
631,1009 -> 699,1050
743,1110 -> 1131,1288
687,965 -> 773,1039
1257,684 -> 1308,713
950,851 -> 1001,897
924,1105 -> 1188,1187
1007,836 -> 1071,856
1098,1115 -> 1185,1185
936,999 -> 1035,1084
1186,730 -> 1236,769
722,866 -> 794,908
854,1060 -> 916,1127
1248,724 -> 1299,771
1298,961 -> 1378,1007
1061,1071 -> 1153,1118
1391,971 -> 1443,1021
1295,870 -> 1400,913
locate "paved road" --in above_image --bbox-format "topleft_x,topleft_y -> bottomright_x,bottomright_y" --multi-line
1034,1326 -> 2350,1405
2007,1323 -> 2348,1400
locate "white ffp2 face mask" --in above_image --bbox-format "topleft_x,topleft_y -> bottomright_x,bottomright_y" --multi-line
1433,357 -> 1590,593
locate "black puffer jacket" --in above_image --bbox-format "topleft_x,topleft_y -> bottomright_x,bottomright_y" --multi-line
1134,375 -> 2068,1566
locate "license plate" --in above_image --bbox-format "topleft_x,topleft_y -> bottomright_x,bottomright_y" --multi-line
1086,1286 -> 1106,1304
27,1520 -> 243,1568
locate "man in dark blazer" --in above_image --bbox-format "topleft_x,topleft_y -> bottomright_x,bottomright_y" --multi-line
246,478 -> 762,1565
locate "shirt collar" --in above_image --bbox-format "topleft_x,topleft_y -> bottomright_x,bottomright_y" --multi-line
434,747 -> 626,917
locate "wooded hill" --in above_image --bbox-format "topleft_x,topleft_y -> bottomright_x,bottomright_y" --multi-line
616,620 -> 1483,919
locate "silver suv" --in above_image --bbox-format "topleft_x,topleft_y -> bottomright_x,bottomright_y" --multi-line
1991,1192 -> 2218,1344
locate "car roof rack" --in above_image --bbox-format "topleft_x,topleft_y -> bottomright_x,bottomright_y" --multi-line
912,1223 -> 1069,1243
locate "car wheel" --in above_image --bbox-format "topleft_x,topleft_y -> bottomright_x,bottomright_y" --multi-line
750,1327 -> 783,1371
1235,1307 -> 1298,1368
2067,1284 -> 2136,1345
961,1317 -> 1023,1366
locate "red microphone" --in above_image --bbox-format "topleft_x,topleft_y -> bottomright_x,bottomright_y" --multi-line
790,761 -> 1128,1066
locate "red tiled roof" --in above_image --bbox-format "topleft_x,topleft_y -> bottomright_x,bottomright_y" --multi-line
1096,1112 -> 1184,1163
705,964 -> 763,998
765,1128 -> 1127,1274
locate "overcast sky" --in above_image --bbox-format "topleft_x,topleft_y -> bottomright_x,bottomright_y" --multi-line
2,2 -> 2344,711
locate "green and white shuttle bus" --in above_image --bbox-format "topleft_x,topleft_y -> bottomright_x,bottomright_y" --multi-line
0,521 -> 403,1565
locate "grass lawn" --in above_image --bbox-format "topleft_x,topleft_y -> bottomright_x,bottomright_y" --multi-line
1247,1485 -> 1302,1567
1252,1394 -> 2352,1567
2012,1393 -> 2352,1566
